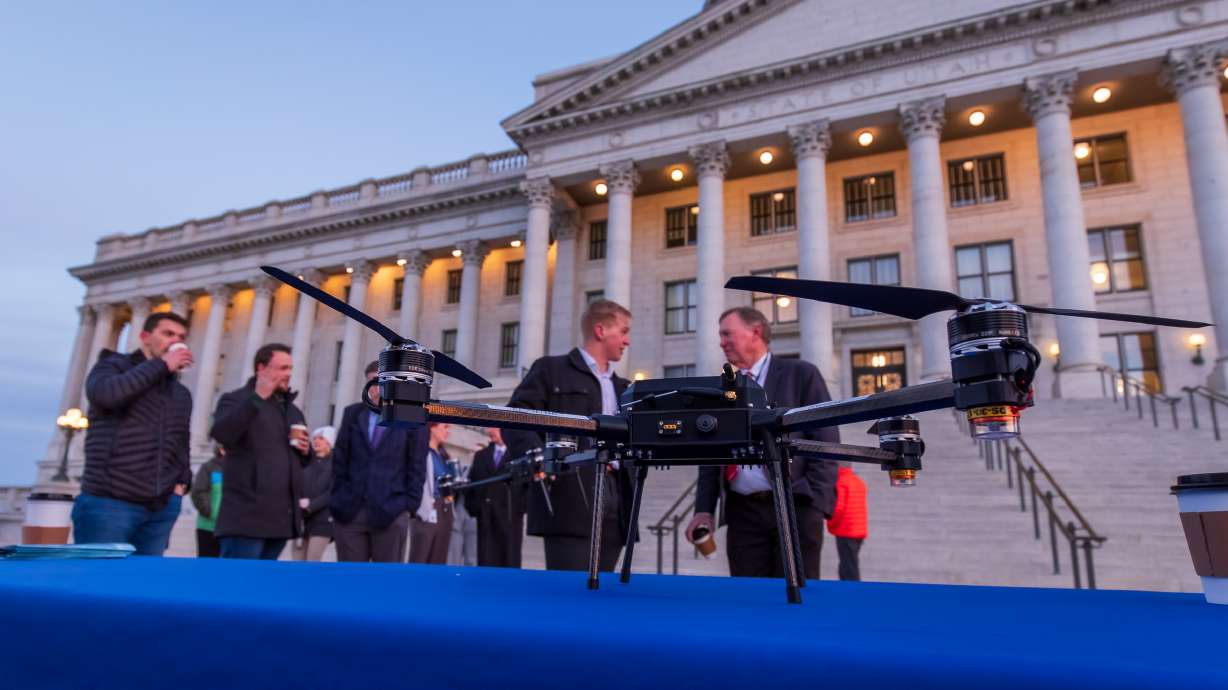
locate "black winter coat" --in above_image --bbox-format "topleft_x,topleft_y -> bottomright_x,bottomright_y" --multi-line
211,378 -> 308,539
82,350 -> 192,510
301,453 -> 334,539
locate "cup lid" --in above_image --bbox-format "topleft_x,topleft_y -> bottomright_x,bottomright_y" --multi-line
27,492 -> 74,502
1171,473 -> 1228,493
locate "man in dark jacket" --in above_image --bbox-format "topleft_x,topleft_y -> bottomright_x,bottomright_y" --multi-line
211,343 -> 308,560
685,307 -> 839,579
73,312 -> 193,556
464,426 -> 526,568
331,361 -> 428,563
505,299 -> 633,572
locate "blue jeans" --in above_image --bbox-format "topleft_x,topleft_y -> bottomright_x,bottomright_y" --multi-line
71,492 -> 182,556
219,537 -> 287,560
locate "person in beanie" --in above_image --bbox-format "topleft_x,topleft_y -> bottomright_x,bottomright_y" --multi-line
826,465 -> 868,581
190,445 -> 226,557
293,426 -> 335,561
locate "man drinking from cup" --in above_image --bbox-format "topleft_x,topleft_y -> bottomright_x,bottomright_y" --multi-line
211,343 -> 309,560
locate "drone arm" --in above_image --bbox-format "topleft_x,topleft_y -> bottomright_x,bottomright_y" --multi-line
423,401 -> 599,436
788,440 -> 899,466
779,380 -> 956,433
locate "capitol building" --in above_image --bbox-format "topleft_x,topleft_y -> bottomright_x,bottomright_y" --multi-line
6,0 -> 1228,568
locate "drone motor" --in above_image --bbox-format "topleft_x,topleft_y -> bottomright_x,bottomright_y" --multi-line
947,302 -> 1038,441
362,341 -> 435,428
874,415 -> 924,487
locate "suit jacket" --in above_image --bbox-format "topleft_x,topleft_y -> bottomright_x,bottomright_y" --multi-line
330,402 -> 429,531
463,444 -> 527,528
695,355 -> 841,519
505,348 -> 633,540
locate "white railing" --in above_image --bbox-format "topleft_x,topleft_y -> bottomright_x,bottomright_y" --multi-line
489,150 -> 528,173
238,209 -> 267,224
327,189 -> 361,207
281,199 -> 311,215
197,218 -> 226,232
378,175 -> 413,197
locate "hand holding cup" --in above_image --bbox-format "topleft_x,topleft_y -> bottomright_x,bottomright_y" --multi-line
162,342 -> 194,373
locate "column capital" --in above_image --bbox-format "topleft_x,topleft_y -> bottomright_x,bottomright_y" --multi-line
205,283 -> 232,301
787,119 -> 832,159
398,250 -> 432,277
77,304 -> 95,325
898,97 -> 946,142
458,240 -> 489,267
348,260 -> 376,284
128,296 -> 153,313
550,209 -> 580,241
90,302 -> 116,320
688,141 -> 730,178
294,268 -> 324,285
1162,41 -> 1228,97
519,176 -> 555,208
1022,69 -> 1078,120
249,275 -> 278,298
598,160 -> 640,194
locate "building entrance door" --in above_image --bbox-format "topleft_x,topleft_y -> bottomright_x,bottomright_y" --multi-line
851,348 -> 907,396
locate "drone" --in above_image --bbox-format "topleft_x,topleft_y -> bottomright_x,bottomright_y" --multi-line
262,265 -> 1209,603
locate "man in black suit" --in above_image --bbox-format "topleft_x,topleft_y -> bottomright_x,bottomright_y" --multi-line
505,300 -> 633,572
685,307 -> 839,579
331,361 -> 429,563
464,426 -> 526,568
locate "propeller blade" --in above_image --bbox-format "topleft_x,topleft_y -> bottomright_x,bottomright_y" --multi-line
725,276 -> 972,320
431,349 -> 493,389
262,266 -> 402,343
1017,304 -> 1212,329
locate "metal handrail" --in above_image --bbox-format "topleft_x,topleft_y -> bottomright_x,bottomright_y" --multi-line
646,479 -> 698,575
1181,385 -> 1228,442
1094,365 -> 1182,429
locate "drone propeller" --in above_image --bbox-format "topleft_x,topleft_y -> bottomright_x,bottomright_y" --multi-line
725,276 -> 1211,329
261,266 -> 492,389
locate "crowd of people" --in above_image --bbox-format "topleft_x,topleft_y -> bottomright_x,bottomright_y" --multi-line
71,302 -> 868,579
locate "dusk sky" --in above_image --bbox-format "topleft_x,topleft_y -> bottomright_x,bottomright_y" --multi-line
0,1 -> 698,485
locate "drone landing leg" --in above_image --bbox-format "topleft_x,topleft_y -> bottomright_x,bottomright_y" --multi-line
586,452 -> 608,591
781,452 -> 807,588
761,432 -> 802,604
619,464 -> 649,584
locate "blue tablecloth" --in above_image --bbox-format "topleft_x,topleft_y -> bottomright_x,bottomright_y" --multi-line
0,557 -> 1223,689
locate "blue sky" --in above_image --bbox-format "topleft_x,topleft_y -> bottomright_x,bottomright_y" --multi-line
0,1 -> 698,485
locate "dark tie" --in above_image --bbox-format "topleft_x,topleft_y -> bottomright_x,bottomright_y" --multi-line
493,446 -> 505,468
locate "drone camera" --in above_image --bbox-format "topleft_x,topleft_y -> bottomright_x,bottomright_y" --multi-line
362,342 -> 435,428
947,303 -> 1038,441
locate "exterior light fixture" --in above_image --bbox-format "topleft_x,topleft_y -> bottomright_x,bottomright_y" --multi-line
669,168 -> 685,182
1048,343 -> 1061,358
53,408 -> 89,483
396,259 -> 407,266
870,354 -> 887,368
772,192 -> 785,202
633,371 -> 647,381
1092,86 -> 1112,104
690,206 -> 699,215
1190,333 -> 1208,365
968,110 -> 986,126
962,160 -> 975,172
510,239 -> 523,248
345,266 -> 354,274
857,131 -> 874,147
1090,264 -> 1109,285
776,296 -> 791,308
451,249 -> 463,258
594,182 -> 609,196
1074,143 -> 1092,160
759,150 -> 774,165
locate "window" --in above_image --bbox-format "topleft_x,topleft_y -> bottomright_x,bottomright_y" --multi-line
750,266 -> 799,324
664,280 -> 697,334
505,260 -> 523,297
585,290 -> 605,305
500,322 -> 519,369
588,221 -> 607,260
955,241 -> 1016,301
393,278 -> 404,311
441,329 -> 457,358
665,205 -> 699,248
847,254 -> 901,316
446,269 -> 462,304
750,189 -> 796,236
1075,134 -> 1131,189
1088,226 -> 1146,294
333,341 -> 343,382
843,172 -> 896,222
948,154 -> 1008,207
1101,332 -> 1161,393
663,364 -> 696,378
851,348 -> 907,396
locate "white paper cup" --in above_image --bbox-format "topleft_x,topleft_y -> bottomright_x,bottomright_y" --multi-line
22,493 -> 74,545
1173,472 -> 1228,605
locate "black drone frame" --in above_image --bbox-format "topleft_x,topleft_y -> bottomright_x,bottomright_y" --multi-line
261,265 -> 1209,604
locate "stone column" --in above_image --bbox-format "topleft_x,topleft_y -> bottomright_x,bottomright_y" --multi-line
519,177 -> 554,373
690,141 -> 730,376
899,97 -> 956,382
548,214 -> 580,355
333,261 -> 374,425
288,269 -> 322,395
454,240 -> 489,371
1163,42 -> 1228,391
397,251 -> 431,340
788,120 -> 837,392
59,305 -> 96,414
241,276 -> 277,375
81,303 -> 116,408
189,284 -> 231,453
1023,70 -> 1102,397
169,291 -> 193,318
124,297 -> 152,352
598,160 -> 638,308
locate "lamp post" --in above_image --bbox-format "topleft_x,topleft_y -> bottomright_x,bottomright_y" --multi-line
52,408 -> 89,483
1189,333 -> 1207,366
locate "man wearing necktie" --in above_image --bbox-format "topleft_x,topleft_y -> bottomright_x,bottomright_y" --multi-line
331,361 -> 429,563
686,307 -> 840,579
464,426 -> 527,568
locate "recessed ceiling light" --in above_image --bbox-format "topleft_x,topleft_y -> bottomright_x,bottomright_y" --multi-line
857,131 -> 874,147
669,168 -> 685,182
968,110 -> 986,127
396,258 -> 407,266
1092,86 -> 1112,104
776,296 -> 791,308
345,267 -> 354,274
772,192 -> 785,202
451,249 -> 463,257
758,150 -> 774,165
510,239 -> 522,248
690,206 -> 699,215
962,160 -> 975,172
594,182 -> 608,196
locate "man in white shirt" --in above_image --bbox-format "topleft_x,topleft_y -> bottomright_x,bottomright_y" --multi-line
408,422 -> 454,564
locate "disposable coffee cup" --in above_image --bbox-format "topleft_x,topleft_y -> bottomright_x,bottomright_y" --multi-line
289,424 -> 309,450
1172,472 -> 1228,605
21,493 -> 74,545
692,525 -> 716,559
168,343 -> 188,353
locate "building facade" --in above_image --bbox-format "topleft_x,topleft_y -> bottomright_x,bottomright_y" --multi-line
33,0 -> 1228,494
